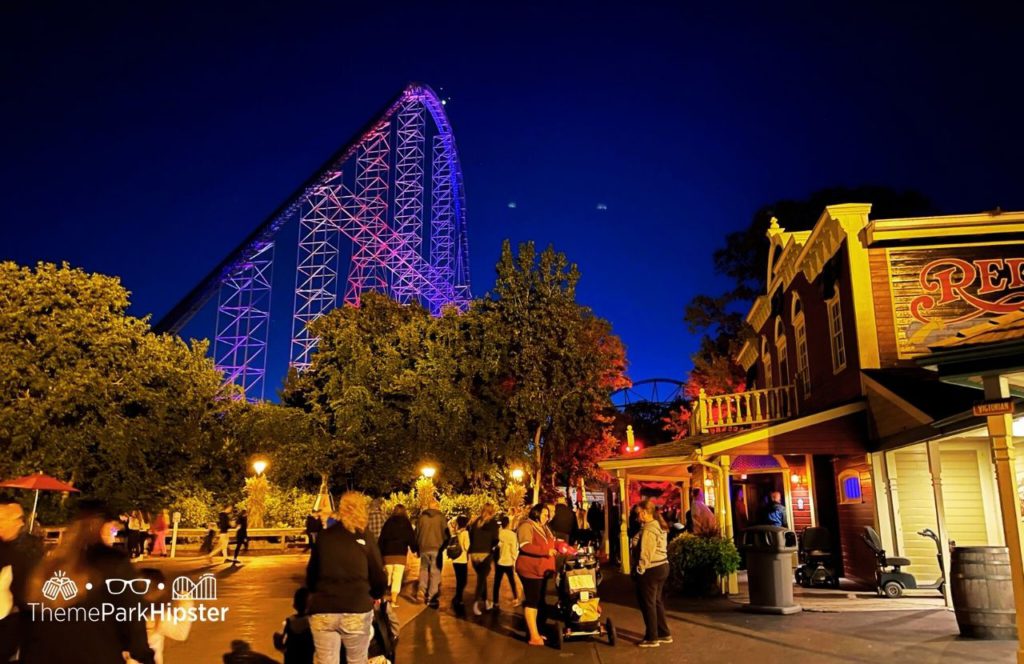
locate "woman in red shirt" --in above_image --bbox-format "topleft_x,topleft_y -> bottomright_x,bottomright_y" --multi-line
515,503 -> 557,646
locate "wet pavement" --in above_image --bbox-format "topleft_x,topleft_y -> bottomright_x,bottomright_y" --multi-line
154,553 -> 1017,663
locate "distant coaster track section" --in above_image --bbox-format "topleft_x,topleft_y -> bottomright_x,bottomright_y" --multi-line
611,378 -> 686,412
153,83 -> 471,399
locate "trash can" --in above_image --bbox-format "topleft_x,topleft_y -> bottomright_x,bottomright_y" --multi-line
741,525 -> 802,615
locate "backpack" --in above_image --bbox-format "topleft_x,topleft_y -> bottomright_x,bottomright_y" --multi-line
445,531 -> 463,559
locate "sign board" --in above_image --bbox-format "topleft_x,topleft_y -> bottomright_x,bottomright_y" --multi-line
887,244 -> 1024,357
972,399 -> 1015,417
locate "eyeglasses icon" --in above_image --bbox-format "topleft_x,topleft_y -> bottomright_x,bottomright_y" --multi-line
104,578 -> 151,595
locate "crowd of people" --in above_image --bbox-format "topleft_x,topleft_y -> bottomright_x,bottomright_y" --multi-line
0,497 -> 196,664
0,488 -> 692,663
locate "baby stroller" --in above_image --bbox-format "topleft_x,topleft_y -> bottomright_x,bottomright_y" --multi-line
366,600 -> 400,663
794,526 -> 839,588
548,545 -> 616,650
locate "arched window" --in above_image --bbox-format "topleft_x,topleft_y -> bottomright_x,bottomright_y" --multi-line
838,469 -> 863,504
761,336 -> 773,389
775,317 -> 790,387
827,292 -> 847,373
792,294 -> 811,395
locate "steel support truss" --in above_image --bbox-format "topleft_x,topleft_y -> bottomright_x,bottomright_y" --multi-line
214,241 -> 274,399
179,84 -> 470,393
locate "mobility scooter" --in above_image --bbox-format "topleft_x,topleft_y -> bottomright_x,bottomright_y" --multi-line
794,526 -> 840,588
862,526 -> 945,598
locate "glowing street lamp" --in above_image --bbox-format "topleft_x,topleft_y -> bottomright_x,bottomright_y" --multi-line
421,465 -> 437,479
624,425 -> 641,453
253,459 -> 268,476
511,468 -> 525,482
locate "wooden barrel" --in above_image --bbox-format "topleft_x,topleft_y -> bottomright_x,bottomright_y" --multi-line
950,546 -> 1017,640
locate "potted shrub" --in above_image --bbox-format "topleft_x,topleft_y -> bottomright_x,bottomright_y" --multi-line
668,533 -> 741,596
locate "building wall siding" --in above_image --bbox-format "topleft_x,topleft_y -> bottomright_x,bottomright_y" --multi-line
890,446 -> 941,581
834,456 -> 877,584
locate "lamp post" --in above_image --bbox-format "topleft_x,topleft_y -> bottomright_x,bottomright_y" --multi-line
247,458 -> 269,528
417,464 -> 437,509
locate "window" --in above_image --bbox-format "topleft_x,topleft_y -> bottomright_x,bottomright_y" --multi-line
762,337 -> 773,388
827,294 -> 847,373
838,470 -> 863,504
792,295 -> 811,395
775,317 -> 790,387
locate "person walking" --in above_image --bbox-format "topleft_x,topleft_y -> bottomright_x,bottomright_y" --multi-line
587,502 -> 605,547
150,509 -> 169,557
631,499 -> 671,648
468,503 -> 499,616
447,515 -> 470,609
415,500 -> 446,607
231,509 -> 249,564
208,504 -> 233,564
0,497 -> 43,662
548,497 -> 576,543
493,514 -> 520,607
367,499 -> 386,543
306,510 -> 323,551
377,504 -> 417,606
22,500 -> 155,664
306,492 -> 387,664
516,504 -> 557,646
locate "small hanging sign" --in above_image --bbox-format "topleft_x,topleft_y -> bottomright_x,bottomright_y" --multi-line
972,398 -> 1015,417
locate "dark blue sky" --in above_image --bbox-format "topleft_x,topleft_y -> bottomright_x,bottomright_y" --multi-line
5,2 -> 1024,396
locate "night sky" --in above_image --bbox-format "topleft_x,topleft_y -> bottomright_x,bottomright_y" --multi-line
4,2 -> 1024,397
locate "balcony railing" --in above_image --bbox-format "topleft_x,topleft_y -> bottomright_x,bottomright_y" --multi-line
689,385 -> 798,436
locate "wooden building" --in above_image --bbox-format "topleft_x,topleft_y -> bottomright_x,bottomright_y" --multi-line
600,204 -> 1024,593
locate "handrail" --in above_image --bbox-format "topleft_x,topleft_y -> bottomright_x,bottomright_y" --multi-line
689,384 -> 799,435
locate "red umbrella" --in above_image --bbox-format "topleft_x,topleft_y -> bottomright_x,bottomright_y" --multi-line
0,473 -> 80,533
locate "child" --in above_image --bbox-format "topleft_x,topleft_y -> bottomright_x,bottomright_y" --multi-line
274,587 -> 314,664
493,514 -> 520,606
129,568 -> 193,664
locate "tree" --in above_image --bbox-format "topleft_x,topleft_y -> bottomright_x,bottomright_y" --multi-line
0,261 -> 226,512
483,241 -> 628,502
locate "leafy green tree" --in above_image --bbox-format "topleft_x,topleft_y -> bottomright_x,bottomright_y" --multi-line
0,262 -> 225,512
484,241 -> 628,502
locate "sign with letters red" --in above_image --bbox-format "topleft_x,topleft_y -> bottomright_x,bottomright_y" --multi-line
888,244 -> 1024,357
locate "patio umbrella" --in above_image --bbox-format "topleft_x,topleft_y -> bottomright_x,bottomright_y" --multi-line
0,473 -> 80,533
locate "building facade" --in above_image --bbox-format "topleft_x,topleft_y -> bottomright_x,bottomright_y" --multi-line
600,204 -> 1024,593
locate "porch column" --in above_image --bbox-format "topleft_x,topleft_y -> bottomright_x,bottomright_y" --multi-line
982,374 -> 1024,663
719,455 -> 738,594
617,471 -> 631,574
603,485 -> 611,557
869,451 -> 897,554
925,440 -> 953,609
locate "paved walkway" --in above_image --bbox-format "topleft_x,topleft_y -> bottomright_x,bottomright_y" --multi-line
154,553 -> 1016,663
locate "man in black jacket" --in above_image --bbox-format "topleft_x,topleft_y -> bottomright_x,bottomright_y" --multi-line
549,497 -> 577,542
306,493 -> 387,664
0,498 -> 43,661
